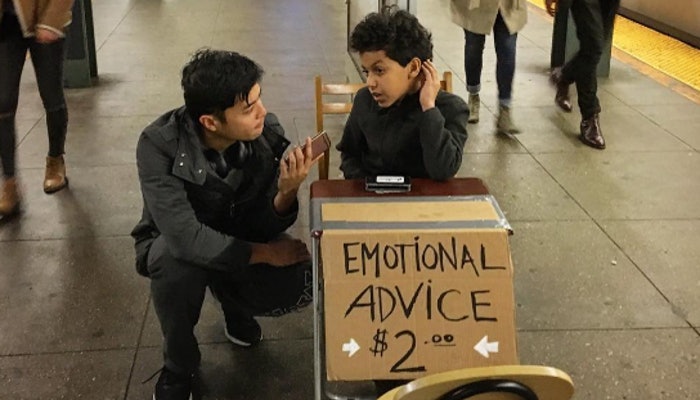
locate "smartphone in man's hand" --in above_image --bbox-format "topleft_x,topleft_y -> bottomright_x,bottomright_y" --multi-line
304,130 -> 331,159
285,131 -> 331,163
301,131 -> 331,159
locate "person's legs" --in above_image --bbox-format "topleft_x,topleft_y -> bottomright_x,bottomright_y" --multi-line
464,29 -> 485,94
29,38 -> 69,192
464,29 -> 485,123
209,258 -> 312,339
550,0 -> 573,112
493,13 -> 517,108
0,14 -> 29,215
208,238 -> 312,348
601,0 -> 621,47
565,0 -> 605,119
567,0 -> 608,149
493,12 -> 520,134
29,38 -> 68,157
147,236 -> 208,399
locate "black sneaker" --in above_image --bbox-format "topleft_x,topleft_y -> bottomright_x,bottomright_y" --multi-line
224,316 -> 263,347
153,367 -> 193,400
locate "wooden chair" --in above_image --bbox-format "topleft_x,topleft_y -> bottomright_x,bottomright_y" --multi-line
314,71 -> 453,180
377,365 -> 574,400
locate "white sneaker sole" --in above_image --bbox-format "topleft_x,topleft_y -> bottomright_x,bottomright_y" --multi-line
224,327 -> 263,347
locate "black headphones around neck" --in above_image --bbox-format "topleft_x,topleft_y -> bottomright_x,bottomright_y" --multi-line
228,141 -> 251,169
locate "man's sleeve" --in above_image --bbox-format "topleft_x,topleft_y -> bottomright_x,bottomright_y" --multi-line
337,95 -> 369,179
236,171 -> 299,242
136,134 -> 252,271
418,94 -> 469,180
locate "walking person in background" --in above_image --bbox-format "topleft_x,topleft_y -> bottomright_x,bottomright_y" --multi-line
0,0 -> 74,218
449,0 -> 527,134
547,0 -> 621,149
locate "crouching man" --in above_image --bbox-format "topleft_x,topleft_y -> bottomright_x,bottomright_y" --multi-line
131,49 -> 317,400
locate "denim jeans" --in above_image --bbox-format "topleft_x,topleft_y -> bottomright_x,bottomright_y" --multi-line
463,12 -> 518,107
0,13 -> 68,178
561,0 -> 620,119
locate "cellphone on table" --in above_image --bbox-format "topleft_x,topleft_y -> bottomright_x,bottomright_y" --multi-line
365,175 -> 412,193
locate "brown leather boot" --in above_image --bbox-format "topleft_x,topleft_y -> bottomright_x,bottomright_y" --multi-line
44,155 -> 69,193
550,67 -> 573,112
0,177 -> 20,217
580,114 -> 606,149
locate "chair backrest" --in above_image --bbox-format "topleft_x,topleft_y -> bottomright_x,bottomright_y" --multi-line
377,365 -> 574,400
314,71 -> 453,180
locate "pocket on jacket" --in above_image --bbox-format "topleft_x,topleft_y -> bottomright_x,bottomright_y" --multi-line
134,237 -> 155,277
146,235 -> 167,273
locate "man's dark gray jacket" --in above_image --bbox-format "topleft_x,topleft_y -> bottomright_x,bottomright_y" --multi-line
131,107 -> 296,276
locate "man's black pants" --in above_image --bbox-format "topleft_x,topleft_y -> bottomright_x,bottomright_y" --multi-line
562,0 -> 620,119
146,236 -> 313,376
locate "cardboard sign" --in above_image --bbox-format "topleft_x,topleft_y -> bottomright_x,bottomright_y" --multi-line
321,228 -> 517,381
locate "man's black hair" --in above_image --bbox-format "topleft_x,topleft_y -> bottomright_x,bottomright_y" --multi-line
181,48 -> 263,123
350,10 -> 433,66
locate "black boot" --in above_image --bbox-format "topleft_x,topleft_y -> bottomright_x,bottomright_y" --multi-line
550,67 -> 573,112
580,114 -> 606,149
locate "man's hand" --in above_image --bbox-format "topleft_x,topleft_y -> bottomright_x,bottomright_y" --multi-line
35,28 -> 61,44
545,0 -> 557,16
250,238 -> 311,267
419,60 -> 440,112
273,136 -> 317,214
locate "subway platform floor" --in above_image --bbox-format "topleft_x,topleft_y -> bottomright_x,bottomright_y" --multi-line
0,0 -> 698,399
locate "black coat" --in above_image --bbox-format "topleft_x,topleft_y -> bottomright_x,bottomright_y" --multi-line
337,88 -> 468,180
131,107 -> 296,276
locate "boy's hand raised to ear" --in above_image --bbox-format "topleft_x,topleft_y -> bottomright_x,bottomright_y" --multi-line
419,60 -> 440,112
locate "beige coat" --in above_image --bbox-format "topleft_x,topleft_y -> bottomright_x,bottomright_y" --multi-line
1,0 -> 74,38
450,0 -> 527,35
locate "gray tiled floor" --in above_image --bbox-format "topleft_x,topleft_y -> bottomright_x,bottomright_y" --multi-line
0,0 -> 698,399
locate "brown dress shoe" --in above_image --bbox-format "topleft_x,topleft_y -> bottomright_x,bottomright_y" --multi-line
550,67 -> 573,112
44,155 -> 69,193
0,177 -> 20,217
580,114 -> 606,149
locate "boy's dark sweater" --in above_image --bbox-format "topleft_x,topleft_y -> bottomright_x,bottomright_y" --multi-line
337,87 -> 468,180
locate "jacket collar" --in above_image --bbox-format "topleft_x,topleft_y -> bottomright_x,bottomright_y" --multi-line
170,108 -> 291,187
374,91 -> 421,115
171,109 -> 210,185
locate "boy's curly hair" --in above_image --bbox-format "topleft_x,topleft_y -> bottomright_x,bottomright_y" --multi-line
350,10 -> 433,66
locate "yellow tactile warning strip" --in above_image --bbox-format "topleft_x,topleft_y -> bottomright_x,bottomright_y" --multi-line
528,0 -> 700,101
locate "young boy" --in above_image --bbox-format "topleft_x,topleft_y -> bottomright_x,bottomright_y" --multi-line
131,49 -> 317,400
337,10 -> 469,181
338,10 -> 469,395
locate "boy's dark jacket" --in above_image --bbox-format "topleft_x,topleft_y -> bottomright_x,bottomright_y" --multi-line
337,88 -> 468,180
131,107 -> 296,276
